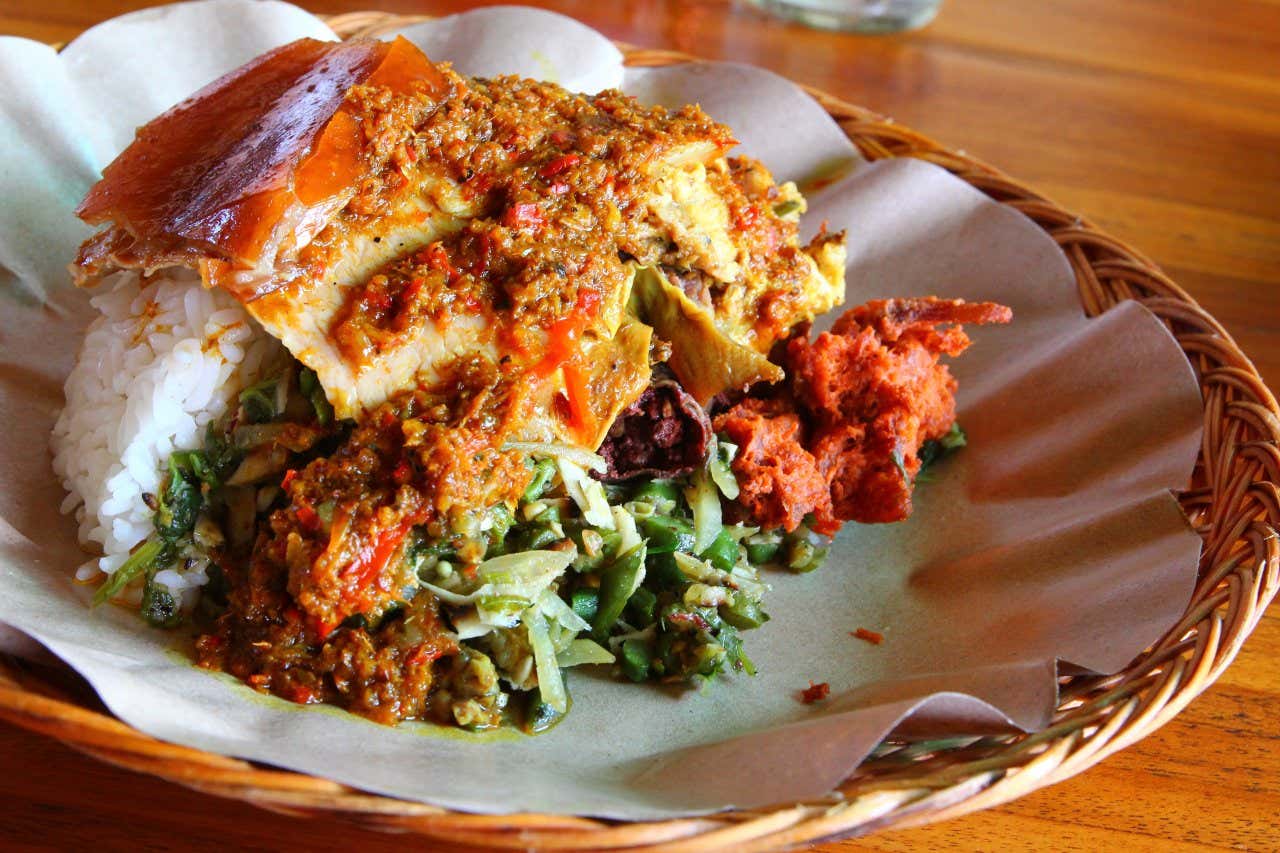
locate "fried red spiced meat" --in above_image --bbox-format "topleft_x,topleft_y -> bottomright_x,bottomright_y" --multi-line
712,396 -> 837,534
716,297 -> 1011,530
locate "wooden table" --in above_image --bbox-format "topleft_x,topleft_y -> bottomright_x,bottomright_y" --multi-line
2,1 -> 1277,850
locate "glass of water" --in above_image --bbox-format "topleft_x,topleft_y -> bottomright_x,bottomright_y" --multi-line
744,0 -> 944,33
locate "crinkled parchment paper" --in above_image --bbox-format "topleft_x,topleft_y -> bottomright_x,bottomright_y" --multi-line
0,1 -> 1204,819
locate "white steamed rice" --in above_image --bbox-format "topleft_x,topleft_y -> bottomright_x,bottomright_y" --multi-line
51,270 -> 284,593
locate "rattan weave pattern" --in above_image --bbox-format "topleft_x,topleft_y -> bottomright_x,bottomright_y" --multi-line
1,11 -> 1277,849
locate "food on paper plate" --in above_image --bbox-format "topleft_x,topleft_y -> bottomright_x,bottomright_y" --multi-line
52,35 -> 1010,730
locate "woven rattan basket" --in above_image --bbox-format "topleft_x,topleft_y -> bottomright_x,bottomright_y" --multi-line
3,11 -> 1278,849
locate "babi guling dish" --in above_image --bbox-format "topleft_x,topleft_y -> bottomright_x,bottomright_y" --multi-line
53,35 -> 1010,731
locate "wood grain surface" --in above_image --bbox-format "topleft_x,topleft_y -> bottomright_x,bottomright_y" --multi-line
2,1 -> 1277,850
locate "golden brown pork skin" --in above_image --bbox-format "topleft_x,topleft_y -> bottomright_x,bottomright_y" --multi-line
75,37 -> 446,288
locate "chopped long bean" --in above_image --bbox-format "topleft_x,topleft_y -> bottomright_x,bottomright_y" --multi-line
640,515 -> 695,554
700,529 -> 739,573
620,638 -> 652,682
592,545 -> 646,641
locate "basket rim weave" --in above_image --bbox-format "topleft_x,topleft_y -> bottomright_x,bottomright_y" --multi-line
3,10 -> 1278,849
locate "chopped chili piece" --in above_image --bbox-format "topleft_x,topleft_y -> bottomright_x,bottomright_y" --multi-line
310,614 -> 339,643
294,504 -> 319,532
502,202 -> 544,229
851,627 -> 884,645
559,361 -> 596,440
400,276 -> 426,308
667,610 -> 713,631
364,287 -> 393,313
344,520 -> 415,591
422,243 -> 455,277
407,643 -> 446,667
285,684 -> 318,704
469,230 -> 494,276
538,152 -> 580,178
574,284 -> 601,315
800,681 -> 830,704
462,170 -> 494,198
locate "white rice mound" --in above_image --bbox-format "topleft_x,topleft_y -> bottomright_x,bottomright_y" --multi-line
51,270 -> 284,591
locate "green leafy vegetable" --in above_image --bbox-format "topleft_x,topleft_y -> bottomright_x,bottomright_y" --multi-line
684,468 -> 722,554
708,439 -> 740,500
154,457 -> 201,542
520,685 -> 570,734
97,448 -> 213,608
918,423 -> 967,472
92,538 -> 168,606
297,367 -> 333,425
783,522 -> 830,574
556,639 -> 614,668
484,503 -> 515,557
717,624 -> 756,676
238,378 -> 279,424
890,447 -> 909,482
526,610 -> 568,713
140,570 -> 183,628
772,199 -> 802,217
719,594 -> 768,630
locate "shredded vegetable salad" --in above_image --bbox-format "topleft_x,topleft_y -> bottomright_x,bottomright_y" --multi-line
99,360 -> 887,731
